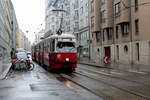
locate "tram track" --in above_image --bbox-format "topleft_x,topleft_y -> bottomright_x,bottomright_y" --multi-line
73,70 -> 150,100
32,62 -> 150,99
60,72 -> 148,100
78,67 -> 150,87
45,67 -> 150,99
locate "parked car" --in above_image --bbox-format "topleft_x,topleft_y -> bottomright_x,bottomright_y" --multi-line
11,52 -> 28,70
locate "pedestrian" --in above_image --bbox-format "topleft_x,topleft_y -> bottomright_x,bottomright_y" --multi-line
10,48 -> 17,70
10,48 -> 16,59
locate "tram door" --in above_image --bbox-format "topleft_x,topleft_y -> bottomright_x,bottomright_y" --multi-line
104,47 -> 111,58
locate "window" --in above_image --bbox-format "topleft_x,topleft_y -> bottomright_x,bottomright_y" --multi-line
52,17 -> 54,22
116,45 -> 119,60
56,42 -> 76,53
106,28 -> 113,40
75,10 -> 78,19
116,26 -> 118,39
52,40 -> 55,52
80,7 -> 83,14
121,23 -> 129,36
74,22 -> 79,31
101,10 -> 106,23
124,45 -> 128,53
96,32 -> 101,42
115,2 -> 121,17
135,19 -> 139,34
135,0 -> 138,11
67,7 -> 70,15
91,1 -> 94,12
101,0 -> 107,5
103,29 -> 105,41
136,43 -> 140,61
91,16 -> 94,28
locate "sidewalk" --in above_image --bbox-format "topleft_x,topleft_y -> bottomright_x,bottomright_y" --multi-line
0,63 -> 11,80
78,58 -> 150,73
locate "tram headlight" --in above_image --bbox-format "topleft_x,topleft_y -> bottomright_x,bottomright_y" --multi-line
65,58 -> 69,62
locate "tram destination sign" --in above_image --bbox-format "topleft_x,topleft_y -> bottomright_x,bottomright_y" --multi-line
62,38 -> 72,41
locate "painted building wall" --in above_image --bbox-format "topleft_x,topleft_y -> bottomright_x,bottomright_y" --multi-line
91,0 -> 150,65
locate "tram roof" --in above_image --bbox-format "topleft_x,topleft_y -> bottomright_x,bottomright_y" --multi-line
34,33 -> 75,46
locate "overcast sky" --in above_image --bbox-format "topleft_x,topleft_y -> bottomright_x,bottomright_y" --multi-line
11,0 -> 45,44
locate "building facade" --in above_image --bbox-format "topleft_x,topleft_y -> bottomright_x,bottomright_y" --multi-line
0,0 -> 17,75
78,0 -> 90,58
16,29 -> 31,51
45,0 -> 62,37
91,0 -> 150,65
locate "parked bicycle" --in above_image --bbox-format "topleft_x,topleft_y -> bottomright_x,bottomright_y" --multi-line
25,56 -> 34,71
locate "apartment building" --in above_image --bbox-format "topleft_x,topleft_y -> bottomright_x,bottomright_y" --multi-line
130,0 -> 150,65
90,0 -> 101,62
78,0 -> 90,58
91,0 -> 150,65
45,0 -> 57,36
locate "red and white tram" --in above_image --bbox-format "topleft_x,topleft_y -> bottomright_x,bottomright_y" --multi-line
32,33 -> 77,72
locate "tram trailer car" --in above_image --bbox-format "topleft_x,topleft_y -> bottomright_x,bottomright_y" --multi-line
32,33 -> 77,72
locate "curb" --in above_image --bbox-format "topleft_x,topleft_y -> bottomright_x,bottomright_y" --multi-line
0,63 -> 12,80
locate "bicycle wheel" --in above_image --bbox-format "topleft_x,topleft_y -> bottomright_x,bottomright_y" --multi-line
28,63 -> 35,71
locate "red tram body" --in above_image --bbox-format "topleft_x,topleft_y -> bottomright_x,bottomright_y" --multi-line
32,33 -> 77,72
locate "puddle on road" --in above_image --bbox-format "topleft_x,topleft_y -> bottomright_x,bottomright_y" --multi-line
56,76 -> 77,90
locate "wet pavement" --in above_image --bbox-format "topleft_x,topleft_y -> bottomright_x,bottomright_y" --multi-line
72,64 -> 150,100
0,63 -> 102,100
1,62 -> 150,100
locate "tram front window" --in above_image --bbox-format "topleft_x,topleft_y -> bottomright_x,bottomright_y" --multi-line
56,42 -> 77,53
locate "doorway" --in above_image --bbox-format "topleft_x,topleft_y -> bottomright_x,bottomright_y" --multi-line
104,47 -> 111,58
116,45 -> 119,60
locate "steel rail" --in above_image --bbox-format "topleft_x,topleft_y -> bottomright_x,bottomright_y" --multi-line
72,71 -> 150,100
78,67 -> 150,87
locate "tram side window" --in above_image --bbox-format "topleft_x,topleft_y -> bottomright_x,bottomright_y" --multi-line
52,40 -> 55,52
46,41 -> 49,52
44,42 -> 46,52
48,40 -> 51,52
42,43 -> 44,52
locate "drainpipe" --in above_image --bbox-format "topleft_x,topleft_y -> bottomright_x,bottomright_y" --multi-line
88,0 -> 91,60
112,0 -> 115,64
